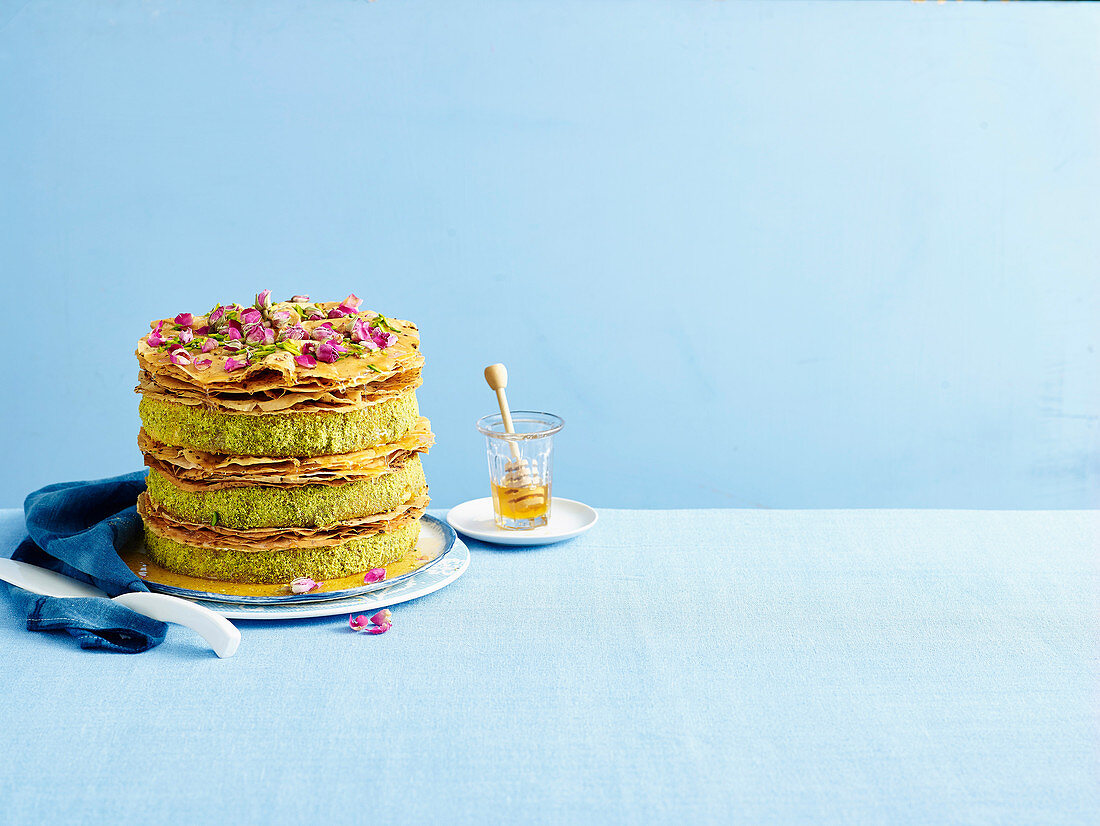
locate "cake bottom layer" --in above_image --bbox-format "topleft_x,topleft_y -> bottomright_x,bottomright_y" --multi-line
142,519 -> 421,584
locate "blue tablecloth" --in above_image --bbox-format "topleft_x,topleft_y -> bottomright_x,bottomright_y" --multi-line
0,507 -> 1096,824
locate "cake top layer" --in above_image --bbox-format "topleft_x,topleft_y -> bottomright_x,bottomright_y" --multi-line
136,291 -> 424,395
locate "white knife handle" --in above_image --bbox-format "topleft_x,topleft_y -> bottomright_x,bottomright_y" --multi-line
112,592 -> 241,658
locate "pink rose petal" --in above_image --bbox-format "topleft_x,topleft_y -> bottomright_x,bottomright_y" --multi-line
311,323 -> 336,341
146,333 -> 165,347
370,609 -> 392,626
255,289 -> 272,310
363,568 -> 386,584
170,349 -> 192,366
244,323 -> 267,344
369,326 -> 397,349
316,340 -> 340,363
193,358 -> 212,371
367,622 -> 391,635
270,310 -> 292,328
194,325 -> 210,335
174,312 -> 193,327
208,306 -> 225,326
350,318 -> 378,346
178,327 -> 194,344
309,313 -> 324,321
200,337 -> 217,353
227,326 -> 242,341
294,354 -> 317,368
240,308 -> 262,325
343,294 -> 362,310
349,614 -> 370,630
290,295 -> 310,303
279,324 -> 307,341
290,576 -> 320,594
224,356 -> 249,371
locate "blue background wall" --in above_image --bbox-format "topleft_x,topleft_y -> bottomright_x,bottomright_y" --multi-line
1,1 -> 1097,510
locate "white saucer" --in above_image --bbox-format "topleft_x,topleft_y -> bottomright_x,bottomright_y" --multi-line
446,497 -> 598,546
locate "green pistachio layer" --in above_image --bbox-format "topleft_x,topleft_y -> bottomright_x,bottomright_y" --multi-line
138,390 -> 419,457
145,456 -> 425,530
142,519 -> 421,584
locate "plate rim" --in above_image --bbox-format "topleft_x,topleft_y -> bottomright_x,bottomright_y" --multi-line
136,514 -> 457,605
445,496 -> 597,546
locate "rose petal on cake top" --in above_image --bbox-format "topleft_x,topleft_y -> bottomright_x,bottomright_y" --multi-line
193,358 -> 212,371
270,310 -> 292,328
178,327 -> 194,345
170,350 -> 192,367
290,576 -> 320,594
350,318 -> 378,347
311,323 -> 336,341
224,356 -> 249,371
290,294 -> 310,303
226,326 -> 242,341
315,340 -> 339,363
146,332 -> 165,347
279,324 -> 307,341
294,354 -> 317,368
343,293 -> 362,310
370,327 -> 397,349
174,313 -> 193,327
240,308 -> 262,325
245,323 -> 267,344
364,568 -> 387,584
255,289 -> 272,311
208,306 -> 225,326
200,337 -> 217,353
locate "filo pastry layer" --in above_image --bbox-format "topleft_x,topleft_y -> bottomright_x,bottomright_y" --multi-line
138,416 -> 434,489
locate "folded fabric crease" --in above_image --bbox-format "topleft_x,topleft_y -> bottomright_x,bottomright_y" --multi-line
6,471 -> 168,653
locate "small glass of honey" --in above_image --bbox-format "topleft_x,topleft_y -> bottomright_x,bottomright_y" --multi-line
477,411 -> 563,530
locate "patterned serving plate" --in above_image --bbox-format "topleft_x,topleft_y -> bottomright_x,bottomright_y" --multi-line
125,515 -> 467,618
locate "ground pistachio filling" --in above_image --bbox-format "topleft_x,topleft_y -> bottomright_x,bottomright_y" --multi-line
145,455 -> 426,530
143,519 -> 421,584
138,389 -> 419,457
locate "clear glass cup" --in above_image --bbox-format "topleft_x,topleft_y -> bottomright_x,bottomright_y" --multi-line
476,411 -> 564,530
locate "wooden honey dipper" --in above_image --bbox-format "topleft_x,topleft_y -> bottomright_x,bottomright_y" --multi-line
483,363 -> 537,491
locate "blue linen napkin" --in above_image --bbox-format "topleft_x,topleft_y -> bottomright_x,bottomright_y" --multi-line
6,471 -> 168,653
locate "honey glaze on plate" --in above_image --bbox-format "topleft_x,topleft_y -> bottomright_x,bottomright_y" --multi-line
121,546 -> 437,598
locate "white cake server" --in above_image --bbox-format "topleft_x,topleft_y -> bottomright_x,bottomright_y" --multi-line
0,557 -> 240,658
